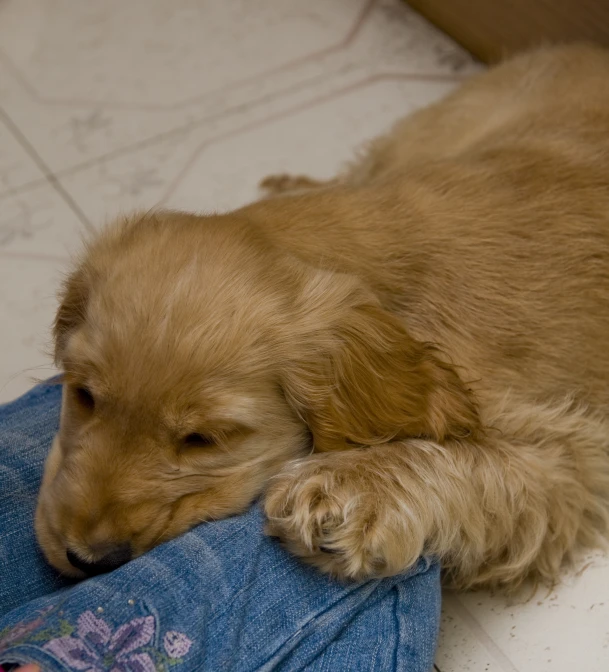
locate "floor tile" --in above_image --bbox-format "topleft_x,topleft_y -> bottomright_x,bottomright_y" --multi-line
0,114 -> 45,192
0,182 -> 89,257
0,0 -> 477,185
455,552 -> 609,672
62,77 -> 457,224
435,594 -> 512,672
0,255 -> 62,403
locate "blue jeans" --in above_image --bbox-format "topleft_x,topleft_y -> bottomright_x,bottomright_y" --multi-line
0,383 -> 441,671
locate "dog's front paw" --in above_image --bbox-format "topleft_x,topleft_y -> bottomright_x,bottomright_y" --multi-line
264,452 -> 423,581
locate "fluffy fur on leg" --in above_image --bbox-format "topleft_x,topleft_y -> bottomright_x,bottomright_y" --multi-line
266,393 -> 609,590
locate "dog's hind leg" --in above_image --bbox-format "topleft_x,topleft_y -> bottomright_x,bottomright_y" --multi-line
259,174 -> 336,197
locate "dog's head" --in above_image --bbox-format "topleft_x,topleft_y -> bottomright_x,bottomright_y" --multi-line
36,210 -> 479,576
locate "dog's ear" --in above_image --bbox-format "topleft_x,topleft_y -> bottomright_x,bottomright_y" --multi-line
281,271 -> 480,451
53,266 -> 90,364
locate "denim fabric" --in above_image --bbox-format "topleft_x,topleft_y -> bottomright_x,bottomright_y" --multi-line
0,383 -> 441,671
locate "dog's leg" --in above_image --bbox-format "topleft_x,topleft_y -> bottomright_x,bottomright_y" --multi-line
265,400 -> 609,590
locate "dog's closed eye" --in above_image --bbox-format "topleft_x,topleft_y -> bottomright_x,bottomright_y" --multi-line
181,433 -> 215,449
74,386 -> 95,413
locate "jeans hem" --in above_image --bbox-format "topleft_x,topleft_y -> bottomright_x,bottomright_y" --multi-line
0,644 -> 68,672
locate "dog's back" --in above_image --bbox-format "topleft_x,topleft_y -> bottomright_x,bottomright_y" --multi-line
248,45 -> 609,411
386,44 -> 609,409
354,43 -> 609,177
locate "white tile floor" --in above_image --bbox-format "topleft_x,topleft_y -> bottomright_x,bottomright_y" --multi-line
0,1 -> 607,669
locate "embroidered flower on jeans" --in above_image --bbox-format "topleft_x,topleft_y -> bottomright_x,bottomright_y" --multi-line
44,611 -> 158,672
2,606 -> 191,671
0,606 -> 55,652
162,631 -> 192,659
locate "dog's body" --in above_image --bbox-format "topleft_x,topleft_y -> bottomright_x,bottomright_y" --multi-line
37,44 -> 609,591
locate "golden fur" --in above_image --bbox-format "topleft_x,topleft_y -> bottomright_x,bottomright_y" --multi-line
36,44 -> 609,591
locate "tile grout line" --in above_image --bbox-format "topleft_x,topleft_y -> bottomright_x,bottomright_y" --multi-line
158,70 -> 464,205
0,63 -> 359,201
0,250 -> 69,263
443,594 -> 520,672
0,0 -> 379,111
0,66 -> 467,203
0,105 -> 95,233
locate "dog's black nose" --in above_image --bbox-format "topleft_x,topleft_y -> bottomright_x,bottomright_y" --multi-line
67,543 -> 132,576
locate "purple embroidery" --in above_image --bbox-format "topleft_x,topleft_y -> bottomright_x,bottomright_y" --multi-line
39,611 -> 191,671
0,607 -> 54,652
114,652 -> 157,672
163,631 -> 192,659
44,636 -> 100,671
108,616 -> 155,657
77,611 -> 112,648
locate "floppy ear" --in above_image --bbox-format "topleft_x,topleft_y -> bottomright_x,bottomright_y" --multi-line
53,266 -> 90,364
281,272 -> 480,451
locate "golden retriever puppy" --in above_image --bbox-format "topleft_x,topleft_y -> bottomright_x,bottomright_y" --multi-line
36,44 -> 609,590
